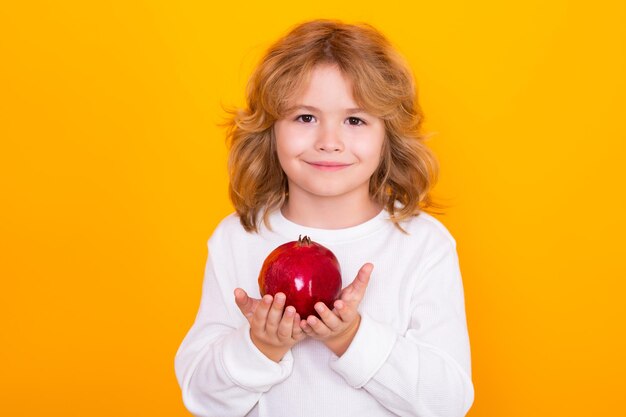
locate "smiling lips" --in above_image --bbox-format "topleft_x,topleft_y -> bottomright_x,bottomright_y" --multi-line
306,161 -> 353,171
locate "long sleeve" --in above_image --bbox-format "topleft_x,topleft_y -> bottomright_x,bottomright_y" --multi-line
330,238 -> 474,417
174,235 -> 294,417
175,210 -> 473,417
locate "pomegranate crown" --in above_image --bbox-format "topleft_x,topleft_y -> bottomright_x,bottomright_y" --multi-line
297,235 -> 312,246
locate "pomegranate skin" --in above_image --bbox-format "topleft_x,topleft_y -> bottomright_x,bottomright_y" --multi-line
258,236 -> 342,318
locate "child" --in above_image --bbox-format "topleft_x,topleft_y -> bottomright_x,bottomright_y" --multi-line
175,19 -> 474,417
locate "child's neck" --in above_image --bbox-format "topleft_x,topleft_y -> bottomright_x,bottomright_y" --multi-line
281,195 -> 383,230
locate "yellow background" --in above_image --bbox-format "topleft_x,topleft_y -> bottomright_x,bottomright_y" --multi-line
1,1 -> 625,416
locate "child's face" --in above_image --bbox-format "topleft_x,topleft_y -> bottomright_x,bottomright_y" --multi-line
274,64 -> 385,204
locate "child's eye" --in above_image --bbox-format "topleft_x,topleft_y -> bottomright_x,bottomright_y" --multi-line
347,117 -> 365,126
296,114 -> 316,123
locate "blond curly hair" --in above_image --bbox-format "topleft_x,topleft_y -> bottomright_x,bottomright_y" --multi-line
225,19 -> 443,232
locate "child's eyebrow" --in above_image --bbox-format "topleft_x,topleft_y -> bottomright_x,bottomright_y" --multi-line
285,104 -> 368,115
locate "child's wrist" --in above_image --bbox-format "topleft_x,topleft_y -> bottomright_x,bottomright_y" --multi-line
250,333 -> 289,363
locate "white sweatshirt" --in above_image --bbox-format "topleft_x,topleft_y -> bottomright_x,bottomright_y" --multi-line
175,208 -> 474,417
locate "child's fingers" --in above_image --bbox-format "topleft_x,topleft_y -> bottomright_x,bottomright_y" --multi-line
277,305 -> 295,341
300,319 -> 312,334
265,293 -> 286,333
352,263 -> 373,293
334,299 -> 358,323
234,288 -> 256,318
314,302 -> 341,331
292,313 -> 305,340
251,294 -> 273,333
306,315 -> 331,337
341,263 -> 373,307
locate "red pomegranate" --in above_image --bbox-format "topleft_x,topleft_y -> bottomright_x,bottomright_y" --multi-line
258,235 -> 342,318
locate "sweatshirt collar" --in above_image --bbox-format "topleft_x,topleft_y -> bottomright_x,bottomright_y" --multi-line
264,207 -> 390,245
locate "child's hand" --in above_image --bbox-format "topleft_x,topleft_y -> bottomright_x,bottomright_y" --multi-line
234,289 -> 306,363
300,263 -> 373,357
234,288 -> 260,321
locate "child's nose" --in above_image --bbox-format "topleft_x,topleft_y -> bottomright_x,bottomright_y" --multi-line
316,125 -> 344,152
